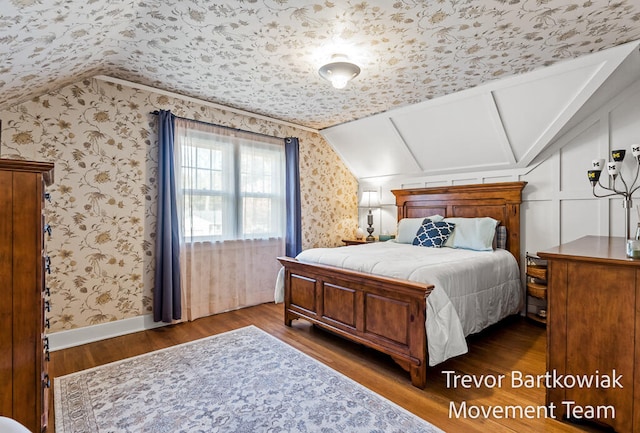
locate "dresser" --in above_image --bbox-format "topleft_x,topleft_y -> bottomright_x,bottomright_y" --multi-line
0,159 -> 54,432
538,236 -> 640,433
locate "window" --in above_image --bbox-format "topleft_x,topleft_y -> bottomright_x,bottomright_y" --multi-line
175,120 -> 285,241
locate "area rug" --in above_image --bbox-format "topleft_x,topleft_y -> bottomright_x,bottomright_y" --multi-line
55,325 -> 444,433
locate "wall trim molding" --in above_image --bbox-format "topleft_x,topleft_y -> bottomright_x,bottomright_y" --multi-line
48,314 -> 170,352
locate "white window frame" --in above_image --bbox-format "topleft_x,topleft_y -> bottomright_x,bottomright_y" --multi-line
175,123 -> 285,243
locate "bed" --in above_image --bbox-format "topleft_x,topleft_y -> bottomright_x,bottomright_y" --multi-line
277,181 -> 526,388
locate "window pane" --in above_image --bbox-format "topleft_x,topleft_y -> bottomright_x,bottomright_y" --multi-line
195,168 -> 211,190
241,148 -> 275,194
184,194 -> 223,237
212,168 -> 222,191
212,148 -> 222,170
196,147 -> 211,169
243,197 -> 272,236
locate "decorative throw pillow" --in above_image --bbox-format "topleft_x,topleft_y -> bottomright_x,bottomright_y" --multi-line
413,221 -> 456,248
396,215 -> 444,243
495,225 -> 507,250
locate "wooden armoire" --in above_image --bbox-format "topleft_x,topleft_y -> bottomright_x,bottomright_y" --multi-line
0,159 -> 54,432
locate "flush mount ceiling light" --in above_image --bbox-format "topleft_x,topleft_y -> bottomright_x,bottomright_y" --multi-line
318,54 -> 361,89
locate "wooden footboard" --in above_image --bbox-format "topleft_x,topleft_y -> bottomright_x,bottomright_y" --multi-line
278,256 -> 433,388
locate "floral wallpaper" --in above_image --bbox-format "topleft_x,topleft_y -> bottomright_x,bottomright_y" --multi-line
1,0 -> 639,129
0,77 -> 358,332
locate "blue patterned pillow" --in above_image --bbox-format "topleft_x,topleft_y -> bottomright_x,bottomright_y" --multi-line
413,221 -> 456,248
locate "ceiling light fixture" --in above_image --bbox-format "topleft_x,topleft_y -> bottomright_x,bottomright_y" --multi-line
318,54 -> 361,89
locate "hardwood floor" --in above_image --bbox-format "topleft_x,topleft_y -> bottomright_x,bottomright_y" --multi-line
50,303 -> 610,433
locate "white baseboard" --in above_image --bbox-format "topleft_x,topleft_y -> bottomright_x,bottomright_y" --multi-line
48,314 -> 168,352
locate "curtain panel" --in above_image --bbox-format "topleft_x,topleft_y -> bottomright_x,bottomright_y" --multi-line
284,137 -> 302,257
153,110 -> 182,323
174,118 -> 286,321
182,237 -> 284,319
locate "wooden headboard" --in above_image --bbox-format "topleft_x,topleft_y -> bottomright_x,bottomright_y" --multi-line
392,182 -> 527,265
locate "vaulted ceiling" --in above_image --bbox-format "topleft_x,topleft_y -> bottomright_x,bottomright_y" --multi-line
3,1 -> 640,179
2,0 -> 640,133
323,40 -> 640,178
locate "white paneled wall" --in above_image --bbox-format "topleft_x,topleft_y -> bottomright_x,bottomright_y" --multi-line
358,77 -> 640,275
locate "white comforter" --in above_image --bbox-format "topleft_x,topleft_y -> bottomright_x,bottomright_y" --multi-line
275,242 -> 522,366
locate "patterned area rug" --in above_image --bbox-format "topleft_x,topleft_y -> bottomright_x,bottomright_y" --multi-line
55,326 -> 444,433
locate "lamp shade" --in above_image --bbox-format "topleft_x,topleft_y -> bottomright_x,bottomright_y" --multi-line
611,149 -> 626,162
587,169 -> 601,185
359,190 -> 380,208
591,159 -> 605,170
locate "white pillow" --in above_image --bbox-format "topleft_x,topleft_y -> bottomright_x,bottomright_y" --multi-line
396,215 -> 444,243
442,217 -> 499,251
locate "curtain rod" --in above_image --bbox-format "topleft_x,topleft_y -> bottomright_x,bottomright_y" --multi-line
150,110 -> 287,141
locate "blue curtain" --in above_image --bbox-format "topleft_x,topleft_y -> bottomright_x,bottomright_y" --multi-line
154,110 -> 182,322
285,137 -> 302,257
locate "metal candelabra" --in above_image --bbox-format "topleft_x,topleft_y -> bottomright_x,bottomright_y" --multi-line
588,146 -> 640,239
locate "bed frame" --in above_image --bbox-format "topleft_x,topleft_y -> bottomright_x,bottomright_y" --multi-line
278,181 -> 526,387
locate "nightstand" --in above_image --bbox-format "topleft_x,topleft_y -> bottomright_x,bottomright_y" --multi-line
342,239 -> 368,246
